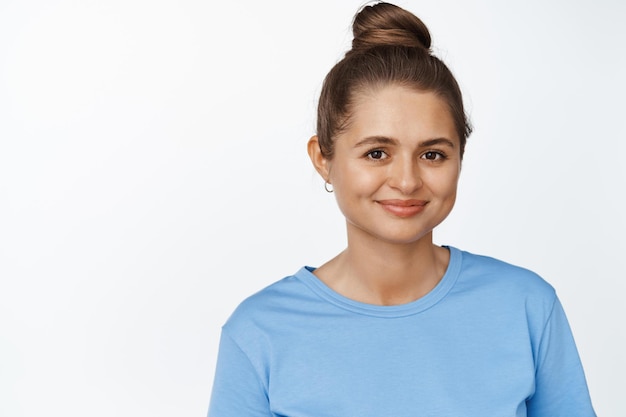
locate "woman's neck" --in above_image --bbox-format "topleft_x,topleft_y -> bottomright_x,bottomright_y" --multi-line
314,230 -> 450,306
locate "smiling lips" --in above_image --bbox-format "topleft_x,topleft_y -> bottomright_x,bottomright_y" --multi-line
377,199 -> 428,218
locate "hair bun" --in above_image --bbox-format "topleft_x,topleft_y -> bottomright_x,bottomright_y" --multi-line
351,2 -> 431,52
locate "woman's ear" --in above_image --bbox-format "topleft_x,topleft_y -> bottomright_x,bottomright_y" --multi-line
307,135 -> 331,181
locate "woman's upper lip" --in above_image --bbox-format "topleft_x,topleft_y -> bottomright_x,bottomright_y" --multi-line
376,199 -> 428,207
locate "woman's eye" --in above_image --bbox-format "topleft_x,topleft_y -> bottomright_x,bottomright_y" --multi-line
367,150 -> 387,160
422,151 -> 444,161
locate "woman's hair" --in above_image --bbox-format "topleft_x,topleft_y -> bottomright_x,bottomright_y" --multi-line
316,2 -> 472,159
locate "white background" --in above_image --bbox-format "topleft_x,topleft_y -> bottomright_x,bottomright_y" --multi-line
1,0 -> 624,415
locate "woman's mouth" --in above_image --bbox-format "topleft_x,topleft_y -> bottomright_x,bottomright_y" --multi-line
376,199 -> 428,218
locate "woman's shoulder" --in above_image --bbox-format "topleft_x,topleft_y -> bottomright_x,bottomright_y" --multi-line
220,267 -> 317,335
449,247 -> 560,326
451,246 -> 557,299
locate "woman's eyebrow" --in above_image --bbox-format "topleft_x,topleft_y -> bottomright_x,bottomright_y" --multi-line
419,138 -> 456,148
354,136 -> 397,147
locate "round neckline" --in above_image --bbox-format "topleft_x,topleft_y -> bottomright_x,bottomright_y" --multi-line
295,246 -> 462,318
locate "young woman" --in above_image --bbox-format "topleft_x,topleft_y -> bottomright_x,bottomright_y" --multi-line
208,2 -> 595,416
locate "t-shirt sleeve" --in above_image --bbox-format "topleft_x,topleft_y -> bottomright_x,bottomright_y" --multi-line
527,296 -> 596,417
207,330 -> 272,417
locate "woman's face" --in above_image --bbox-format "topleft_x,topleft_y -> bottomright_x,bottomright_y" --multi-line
310,84 -> 461,245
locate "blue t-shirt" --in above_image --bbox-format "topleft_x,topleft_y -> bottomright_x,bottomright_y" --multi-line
208,247 -> 595,416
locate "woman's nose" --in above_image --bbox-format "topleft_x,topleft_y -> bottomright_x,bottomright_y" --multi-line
387,156 -> 423,194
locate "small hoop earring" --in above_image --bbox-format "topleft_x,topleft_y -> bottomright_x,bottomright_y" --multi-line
324,181 -> 333,193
